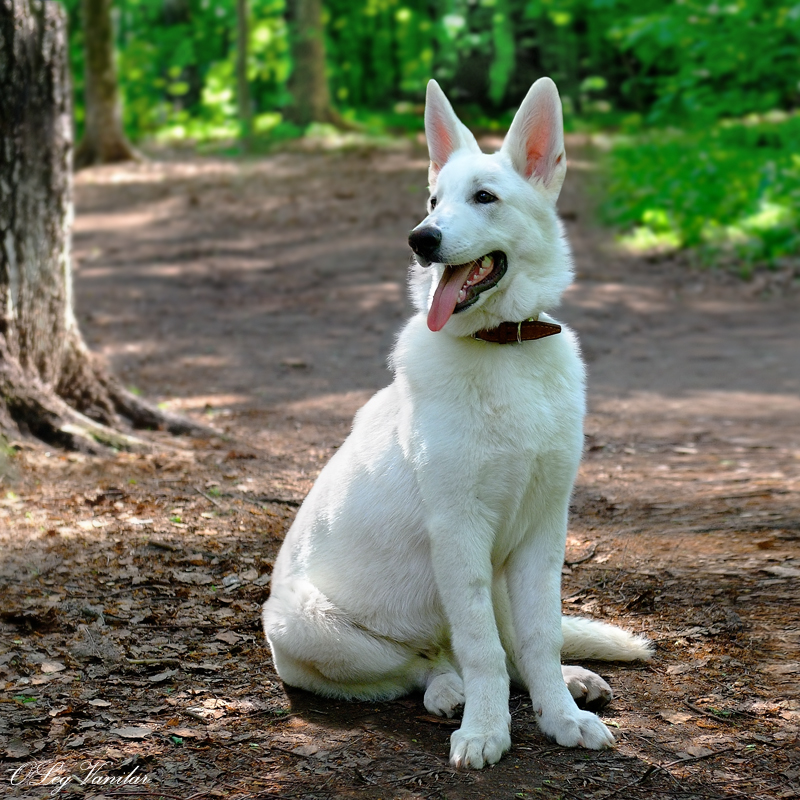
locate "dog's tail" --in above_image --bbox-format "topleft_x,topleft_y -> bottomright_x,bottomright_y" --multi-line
561,616 -> 653,662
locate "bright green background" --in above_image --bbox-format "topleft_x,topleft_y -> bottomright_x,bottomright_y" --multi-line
64,0 -> 800,270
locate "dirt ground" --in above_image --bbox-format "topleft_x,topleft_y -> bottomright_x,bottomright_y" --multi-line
1,136 -> 799,799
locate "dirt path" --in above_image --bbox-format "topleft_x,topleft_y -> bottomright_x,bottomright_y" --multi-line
1,140 -> 798,799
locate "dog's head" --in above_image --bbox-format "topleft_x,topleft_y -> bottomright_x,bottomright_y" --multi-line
408,78 -> 572,335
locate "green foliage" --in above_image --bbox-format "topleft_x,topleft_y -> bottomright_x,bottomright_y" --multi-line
65,0 -> 800,142
65,0 -> 289,141
603,112 -> 800,271
608,1 -> 800,124
63,0 -> 800,271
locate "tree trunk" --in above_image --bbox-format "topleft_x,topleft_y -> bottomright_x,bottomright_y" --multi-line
73,0 -> 137,169
236,0 -> 253,150
286,0 -> 351,128
0,0 -> 206,453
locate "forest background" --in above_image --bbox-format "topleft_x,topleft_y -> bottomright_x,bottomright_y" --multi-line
63,0 -> 800,274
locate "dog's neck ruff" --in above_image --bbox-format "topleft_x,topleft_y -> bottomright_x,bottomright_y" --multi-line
471,317 -> 561,344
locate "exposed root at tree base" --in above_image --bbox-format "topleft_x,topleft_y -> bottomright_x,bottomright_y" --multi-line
2,352 -> 215,455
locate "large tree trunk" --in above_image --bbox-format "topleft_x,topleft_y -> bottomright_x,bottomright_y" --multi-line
73,0 -> 137,169
286,0 -> 350,128
0,0 -> 205,452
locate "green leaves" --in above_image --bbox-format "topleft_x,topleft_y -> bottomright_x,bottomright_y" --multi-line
603,113 -> 800,270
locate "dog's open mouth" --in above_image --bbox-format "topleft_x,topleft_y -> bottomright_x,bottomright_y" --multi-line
427,251 -> 507,332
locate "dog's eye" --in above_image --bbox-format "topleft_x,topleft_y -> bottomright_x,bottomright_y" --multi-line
429,197 -> 437,209
474,190 -> 497,204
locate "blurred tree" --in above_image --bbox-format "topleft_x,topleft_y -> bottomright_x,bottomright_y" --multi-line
0,0 -> 203,450
236,0 -> 253,148
286,0 -> 341,126
74,0 -> 137,168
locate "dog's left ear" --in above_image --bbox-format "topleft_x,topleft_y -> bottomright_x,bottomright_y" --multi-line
501,77 -> 566,200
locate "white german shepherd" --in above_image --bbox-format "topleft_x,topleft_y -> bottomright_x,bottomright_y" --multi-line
263,77 -> 652,769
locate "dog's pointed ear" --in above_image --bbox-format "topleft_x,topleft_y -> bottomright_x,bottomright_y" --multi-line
501,77 -> 566,198
425,80 -> 480,187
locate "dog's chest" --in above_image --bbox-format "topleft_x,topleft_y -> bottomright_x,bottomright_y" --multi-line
394,322 -> 585,531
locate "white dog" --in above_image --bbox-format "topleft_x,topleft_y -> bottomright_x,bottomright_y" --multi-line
263,77 -> 652,769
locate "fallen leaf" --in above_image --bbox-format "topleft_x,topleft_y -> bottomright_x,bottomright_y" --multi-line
683,745 -> 714,757
762,663 -> 800,675
216,631 -> 241,645
88,699 -> 112,707
171,727 -> 205,738
5,739 -> 31,758
173,570 -> 213,585
293,744 -> 327,757
41,660 -> 67,674
187,661 -> 224,671
110,725 -> 154,739
149,668 -> 179,683
659,710 -> 694,724
761,566 -> 800,578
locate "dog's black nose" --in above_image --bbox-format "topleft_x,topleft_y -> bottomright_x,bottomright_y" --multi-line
408,226 -> 441,261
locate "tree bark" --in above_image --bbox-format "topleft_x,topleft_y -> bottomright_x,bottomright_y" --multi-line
286,0 -> 351,128
0,0 -> 207,453
236,0 -> 253,150
73,0 -> 137,169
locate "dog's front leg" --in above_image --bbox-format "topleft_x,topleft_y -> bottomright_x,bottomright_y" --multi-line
429,522 -> 511,769
507,520 -> 615,750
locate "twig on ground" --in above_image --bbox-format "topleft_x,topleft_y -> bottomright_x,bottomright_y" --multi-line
255,495 -> 302,508
565,544 -> 597,566
196,485 -> 223,508
684,699 -> 741,722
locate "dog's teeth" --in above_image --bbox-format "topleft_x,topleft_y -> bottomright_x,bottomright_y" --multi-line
481,255 -> 492,269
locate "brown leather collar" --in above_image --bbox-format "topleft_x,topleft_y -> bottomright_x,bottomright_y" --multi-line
472,319 -> 561,344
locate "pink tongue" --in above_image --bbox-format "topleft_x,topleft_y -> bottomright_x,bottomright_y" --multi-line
427,263 -> 474,332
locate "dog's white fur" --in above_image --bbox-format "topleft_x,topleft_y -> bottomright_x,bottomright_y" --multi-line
263,78 -> 652,769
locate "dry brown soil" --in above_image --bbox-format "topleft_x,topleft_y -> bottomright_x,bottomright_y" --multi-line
1,137 -> 799,799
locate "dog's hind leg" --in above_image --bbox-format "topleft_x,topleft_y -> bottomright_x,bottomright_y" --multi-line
422,663 -> 464,718
263,580 -> 435,702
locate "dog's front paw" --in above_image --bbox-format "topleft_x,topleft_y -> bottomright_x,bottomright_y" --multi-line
449,724 -> 511,769
562,665 -> 613,709
424,672 -> 465,718
538,706 -> 615,750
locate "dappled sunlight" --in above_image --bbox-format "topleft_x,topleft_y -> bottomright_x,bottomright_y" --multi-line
593,389 -> 800,422
73,202 -> 179,234
279,390 -> 375,422
163,393 -> 252,411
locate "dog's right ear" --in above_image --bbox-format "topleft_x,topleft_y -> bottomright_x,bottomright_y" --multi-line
425,80 -> 480,188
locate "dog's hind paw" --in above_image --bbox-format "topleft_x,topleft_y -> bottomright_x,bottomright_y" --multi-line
539,706 -> 615,750
449,725 -> 511,769
562,665 -> 613,710
424,672 -> 465,718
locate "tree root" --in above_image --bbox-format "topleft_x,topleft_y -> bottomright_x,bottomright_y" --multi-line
4,377 -> 144,454
3,339 -> 216,454
101,374 -> 216,438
